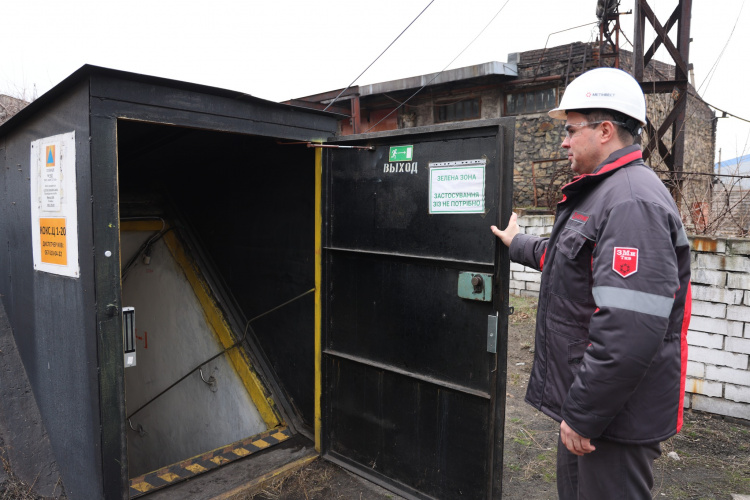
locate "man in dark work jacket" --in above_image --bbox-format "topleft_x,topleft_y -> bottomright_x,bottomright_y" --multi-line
492,67 -> 692,499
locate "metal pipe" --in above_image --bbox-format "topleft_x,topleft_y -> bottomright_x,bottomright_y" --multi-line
275,141 -> 374,150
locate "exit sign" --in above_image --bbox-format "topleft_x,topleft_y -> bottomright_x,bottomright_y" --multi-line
389,145 -> 413,162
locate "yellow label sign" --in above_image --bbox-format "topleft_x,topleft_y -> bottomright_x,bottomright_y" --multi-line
40,217 -> 67,265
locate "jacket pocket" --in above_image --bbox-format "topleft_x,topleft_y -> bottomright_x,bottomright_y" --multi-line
541,326 -> 590,415
551,229 -> 594,303
555,228 -> 589,260
568,338 -> 589,366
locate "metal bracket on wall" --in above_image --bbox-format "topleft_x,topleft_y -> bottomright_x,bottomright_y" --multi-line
487,314 -> 498,354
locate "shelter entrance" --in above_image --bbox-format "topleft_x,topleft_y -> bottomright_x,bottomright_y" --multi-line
116,121 -> 318,494
115,118 -> 513,498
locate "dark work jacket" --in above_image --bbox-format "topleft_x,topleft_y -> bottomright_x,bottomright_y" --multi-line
510,145 -> 692,444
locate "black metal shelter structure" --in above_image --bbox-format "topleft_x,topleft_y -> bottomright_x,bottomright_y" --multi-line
0,65 -> 513,499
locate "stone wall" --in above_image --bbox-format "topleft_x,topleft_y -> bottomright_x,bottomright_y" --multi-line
513,117 -> 567,208
510,45 -> 716,209
509,215 -> 750,422
0,94 -> 28,125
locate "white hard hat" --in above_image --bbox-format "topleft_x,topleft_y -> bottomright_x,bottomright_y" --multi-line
548,67 -> 647,126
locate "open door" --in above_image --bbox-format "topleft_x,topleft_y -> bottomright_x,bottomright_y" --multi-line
321,119 -> 514,499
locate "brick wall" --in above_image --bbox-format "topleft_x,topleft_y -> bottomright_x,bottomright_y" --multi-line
508,214 -> 554,297
687,236 -> 750,420
509,216 -> 750,422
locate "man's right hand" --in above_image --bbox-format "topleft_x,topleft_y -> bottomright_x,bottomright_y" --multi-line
491,212 -> 519,248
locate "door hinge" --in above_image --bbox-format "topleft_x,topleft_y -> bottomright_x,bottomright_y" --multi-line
487,313 -> 498,353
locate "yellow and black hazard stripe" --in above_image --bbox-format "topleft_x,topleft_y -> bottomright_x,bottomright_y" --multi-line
129,426 -> 292,498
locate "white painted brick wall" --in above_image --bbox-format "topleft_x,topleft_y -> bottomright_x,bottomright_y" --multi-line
685,377 -> 723,397
514,271 -> 542,282
689,346 -> 748,369
692,285 -> 742,305
695,254 -> 750,273
706,365 -> 750,386
726,384 -> 750,404
727,305 -> 750,322
690,300 -> 726,318
510,262 -> 525,272
689,316 -> 744,337
726,337 -> 750,355
727,273 -> 750,290
691,269 -> 727,287
692,395 -> 750,420
509,279 -> 526,290
686,361 -> 705,378
507,222 -> 750,423
687,331 -> 724,350
508,215 -> 553,298
729,240 -> 750,255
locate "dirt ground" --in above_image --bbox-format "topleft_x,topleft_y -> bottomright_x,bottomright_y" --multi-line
501,295 -> 750,500
2,294 -> 750,499
243,294 -> 750,500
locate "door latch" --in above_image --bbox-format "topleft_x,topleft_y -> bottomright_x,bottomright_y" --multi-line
457,272 -> 493,301
487,313 -> 498,353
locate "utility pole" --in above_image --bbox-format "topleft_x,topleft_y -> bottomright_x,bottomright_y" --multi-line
597,0 -> 624,68
632,0 -> 693,203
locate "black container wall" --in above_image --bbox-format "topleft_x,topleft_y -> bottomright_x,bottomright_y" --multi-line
0,81 -> 105,498
0,65 -> 340,499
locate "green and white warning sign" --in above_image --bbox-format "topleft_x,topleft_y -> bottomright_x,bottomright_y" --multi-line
389,145 -> 413,162
429,159 -> 486,214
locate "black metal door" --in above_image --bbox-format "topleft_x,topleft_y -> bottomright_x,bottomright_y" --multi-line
322,120 -> 514,500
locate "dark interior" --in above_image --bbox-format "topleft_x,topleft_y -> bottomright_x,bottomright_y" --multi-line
116,120 -> 317,428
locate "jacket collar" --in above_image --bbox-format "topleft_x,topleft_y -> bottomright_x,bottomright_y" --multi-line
559,145 -> 643,202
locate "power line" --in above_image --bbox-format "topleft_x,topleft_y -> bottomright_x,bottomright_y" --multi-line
323,0 -> 435,112
697,0 -> 745,95
704,100 -> 750,125
364,0 -> 512,133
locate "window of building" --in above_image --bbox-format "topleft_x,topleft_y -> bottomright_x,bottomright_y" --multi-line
435,98 -> 480,123
506,88 -> 557,115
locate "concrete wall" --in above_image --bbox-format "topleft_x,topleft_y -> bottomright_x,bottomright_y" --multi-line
121,231 -> 267,477
509,215 -> 750,422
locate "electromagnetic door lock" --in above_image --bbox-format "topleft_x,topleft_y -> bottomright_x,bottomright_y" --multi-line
123,307 -> 136,368
457,272 -> 492,302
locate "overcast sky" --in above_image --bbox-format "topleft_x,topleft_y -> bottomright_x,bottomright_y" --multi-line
2,0 -> 748,164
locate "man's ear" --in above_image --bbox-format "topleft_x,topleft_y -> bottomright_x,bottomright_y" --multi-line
599,121 -> 618,144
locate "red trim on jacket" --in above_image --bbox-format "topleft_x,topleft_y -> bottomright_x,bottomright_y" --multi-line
539,249 -> 547,271
676,282 -> 692,433
561,150 -> 644,192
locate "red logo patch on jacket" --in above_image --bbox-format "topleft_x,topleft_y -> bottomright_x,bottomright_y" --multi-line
613,247 -> 638,278
570,211 -> 590,224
